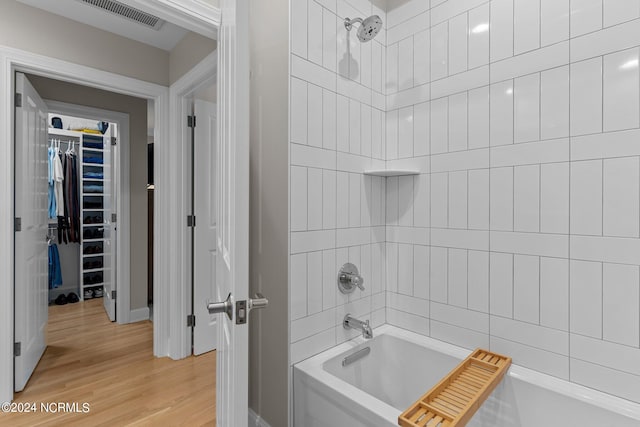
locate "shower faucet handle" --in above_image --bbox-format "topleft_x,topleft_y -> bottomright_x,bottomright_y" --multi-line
338,263 -> 365,294
349,274 -> 365,291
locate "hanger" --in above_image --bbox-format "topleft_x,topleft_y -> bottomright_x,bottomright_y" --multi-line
46,226 -> 56,246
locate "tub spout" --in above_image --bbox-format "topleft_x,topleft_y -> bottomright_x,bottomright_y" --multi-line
343,314 -> 373,339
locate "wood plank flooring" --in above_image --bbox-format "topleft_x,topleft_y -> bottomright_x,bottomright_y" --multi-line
0,299 -> 216,426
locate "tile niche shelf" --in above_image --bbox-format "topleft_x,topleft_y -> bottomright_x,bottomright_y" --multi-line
363,169 -> 420,177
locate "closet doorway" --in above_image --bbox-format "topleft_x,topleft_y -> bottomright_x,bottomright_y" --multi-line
13,73 -> 141,392
162,50 -> 220,360
45,107 -> 120,319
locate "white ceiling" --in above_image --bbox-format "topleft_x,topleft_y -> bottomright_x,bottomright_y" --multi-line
16,0 -> 189,51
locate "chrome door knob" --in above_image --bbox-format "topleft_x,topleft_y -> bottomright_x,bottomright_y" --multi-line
207,292 -> 233,320
249,293 -> 268,310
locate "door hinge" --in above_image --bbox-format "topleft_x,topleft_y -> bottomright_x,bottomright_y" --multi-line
187,215 -> 196,227
187,115 -> 196,128
15,93 -> 22,108
236,300 -> 247,324
111,290 -> 117,300
187,314 -> 196,327
111,137 -> 117,146
14,217 -> 21,232
14,342 -> 21,357
111,213 -> 117,223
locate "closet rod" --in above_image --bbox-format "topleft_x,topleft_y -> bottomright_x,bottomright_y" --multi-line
48,139 -> 80,144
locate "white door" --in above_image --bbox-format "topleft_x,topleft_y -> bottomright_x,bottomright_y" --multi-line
103,127 -> 116,321
194,99 -> 217,355
14,73 -> 49,392
214,0 -> 251,425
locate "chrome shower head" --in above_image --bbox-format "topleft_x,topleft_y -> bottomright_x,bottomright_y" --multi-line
344,15 -> 383,42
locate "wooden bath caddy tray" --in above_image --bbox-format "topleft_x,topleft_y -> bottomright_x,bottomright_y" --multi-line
398,349 -> 511,427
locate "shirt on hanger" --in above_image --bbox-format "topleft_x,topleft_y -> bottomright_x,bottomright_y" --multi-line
54,150 -> 64,217
48,146 -> 57,219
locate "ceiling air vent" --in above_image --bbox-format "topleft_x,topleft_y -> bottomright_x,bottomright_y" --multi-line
78,0 -> 165,30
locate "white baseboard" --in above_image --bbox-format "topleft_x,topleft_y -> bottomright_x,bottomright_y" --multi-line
249,408 -> 272,427
129,306 -> 150,323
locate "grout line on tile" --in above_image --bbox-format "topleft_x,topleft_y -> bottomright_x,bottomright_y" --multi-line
600,55 -> 604,138
512,166 -> 515,232
510,253 -> 515,319
538,0 -> 542,49
488,0 -> 492,344
601,261 -> 604,340
538,254 -> 542,326
467,10 -> 470,73
512,0 -> 515,57
446,247 -> 449,304
601,159 -> 604,236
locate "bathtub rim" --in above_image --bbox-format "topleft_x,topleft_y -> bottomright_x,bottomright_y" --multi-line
294,324 -> 640,422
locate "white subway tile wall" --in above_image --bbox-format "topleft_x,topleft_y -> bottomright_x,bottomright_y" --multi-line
290,0 -> 640,403
290,0 -> 388,365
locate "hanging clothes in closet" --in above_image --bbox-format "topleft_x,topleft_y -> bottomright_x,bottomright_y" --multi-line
64,147 -> 80,243
48,240 -> 63,289
48,145 -> 57,219
57,141 -> 70,243
48,139 -> 80,244
54,148 -> 64,218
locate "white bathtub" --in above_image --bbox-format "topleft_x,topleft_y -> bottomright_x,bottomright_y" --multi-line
293,325 -> 640,426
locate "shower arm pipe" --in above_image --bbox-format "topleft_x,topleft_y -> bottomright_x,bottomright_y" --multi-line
344,17 -> 363,31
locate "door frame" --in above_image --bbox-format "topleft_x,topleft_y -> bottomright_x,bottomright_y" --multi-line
44,100 -> 131,324
0,45 -> 176,403
168,51 -> 218,358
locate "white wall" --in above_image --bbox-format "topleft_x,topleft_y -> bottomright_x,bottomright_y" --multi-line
0,0 -> 170,86
0,0 -> 216,87
383,0 -> 640,404
249,0 -> 289,425
49,244 -> 80,302
169,32 -> 217,85
289,0 -> 640,406
289,0 -> 388,365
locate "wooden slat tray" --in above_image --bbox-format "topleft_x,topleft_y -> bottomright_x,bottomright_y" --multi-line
398,349 -> 511,427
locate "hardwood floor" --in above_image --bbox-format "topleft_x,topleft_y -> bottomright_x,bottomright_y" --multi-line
1,299 -> 216,426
